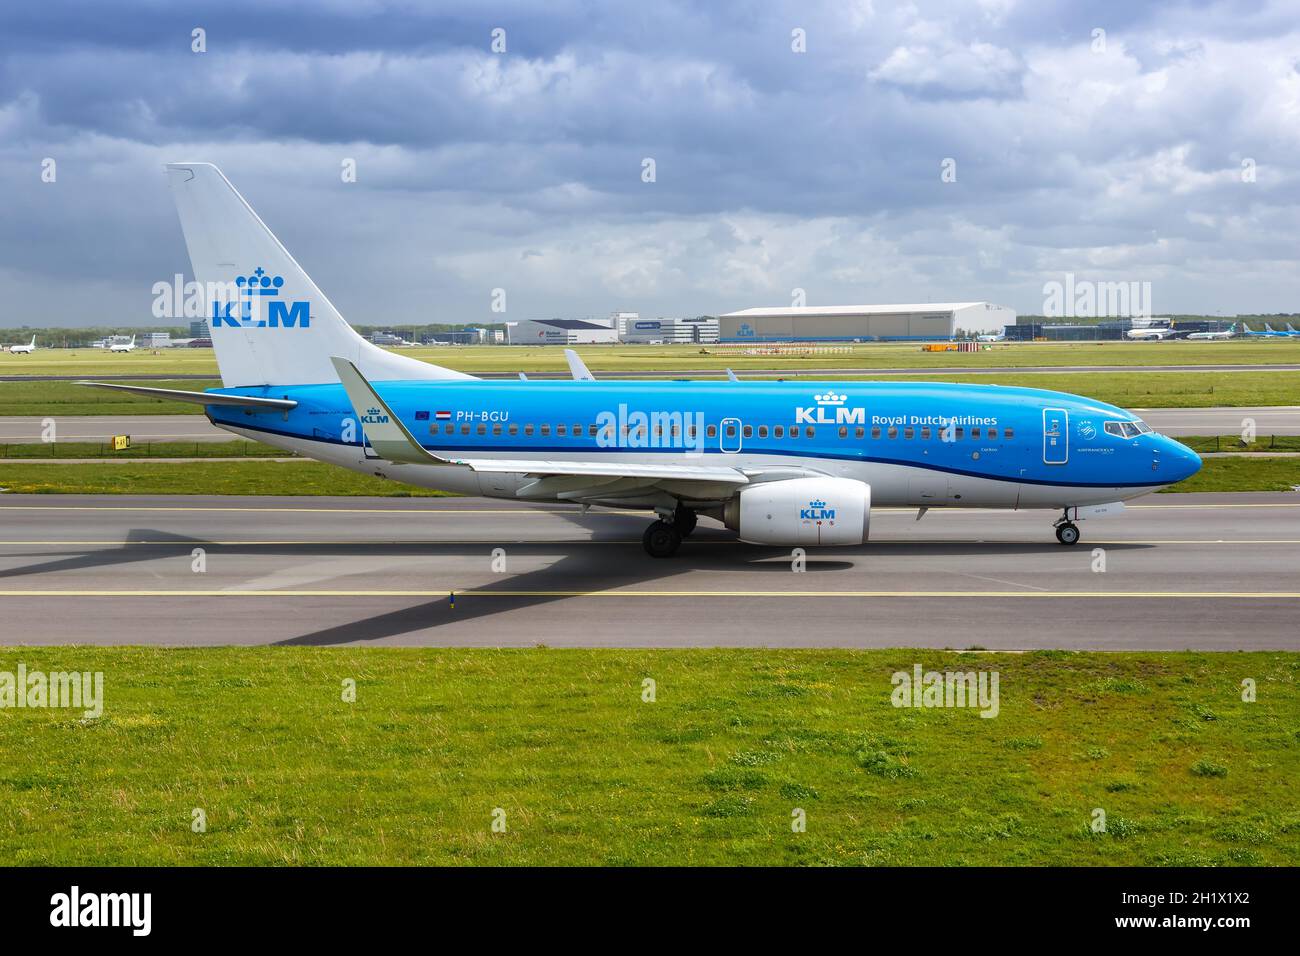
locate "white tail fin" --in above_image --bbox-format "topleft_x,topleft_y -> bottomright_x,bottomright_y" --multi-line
165,163 -> 475,388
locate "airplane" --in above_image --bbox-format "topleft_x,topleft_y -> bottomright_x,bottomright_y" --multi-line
1239,323 -> 1289,338
1124,326 -> 1179,340
76,163 -> 1202,555
109,335 -> 136,353
8,335 -> 36,354
1186,323 -> 1237,341
975,333 -> 1004,343
1287,324 -> 1300,337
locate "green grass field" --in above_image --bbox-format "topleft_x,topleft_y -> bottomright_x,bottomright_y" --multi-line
0,454 -> 1294,495
0,369 -> 1296,416
5,339 -> 1300,378
0,648 -> 1295,865
0,440 -> 291,459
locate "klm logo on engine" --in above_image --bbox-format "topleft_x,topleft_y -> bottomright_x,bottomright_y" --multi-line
801,498 -> 835,521
361,406 -> 389,425
210,267 -> 311,329
795,392 -> 864,425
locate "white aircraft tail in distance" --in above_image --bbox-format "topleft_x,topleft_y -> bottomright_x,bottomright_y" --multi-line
8,335 -> 36,354
109,335 -> 136,353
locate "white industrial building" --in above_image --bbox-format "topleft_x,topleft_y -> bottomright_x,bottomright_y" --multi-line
718,302 -> 1016,342
507,318 -> 619,345
619,316 -> 719,344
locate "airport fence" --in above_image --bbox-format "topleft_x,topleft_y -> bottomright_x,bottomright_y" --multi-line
1177,435 -> 1298,453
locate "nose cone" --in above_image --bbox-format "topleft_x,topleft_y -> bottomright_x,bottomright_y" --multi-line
1160,436 -> 1202,482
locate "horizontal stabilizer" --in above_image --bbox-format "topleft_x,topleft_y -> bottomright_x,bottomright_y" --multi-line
76,381 -> 297,409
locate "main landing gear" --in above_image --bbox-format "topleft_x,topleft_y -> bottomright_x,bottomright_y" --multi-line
642,507 -> 697,558
1053,509 -> 1081,546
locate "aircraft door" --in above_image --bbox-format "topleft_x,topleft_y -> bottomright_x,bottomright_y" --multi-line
719,417 -> 743,454
1042,407 -> 1068,464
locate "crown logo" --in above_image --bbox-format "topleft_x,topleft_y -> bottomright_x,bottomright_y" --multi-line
814,392 -> 846,405
808,499 -> 826,509
236,267 -> 285,298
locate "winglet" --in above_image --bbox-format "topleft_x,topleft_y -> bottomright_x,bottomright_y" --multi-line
564,349 -> 595,381
330,357 -> 449,465
725,368 -> 739,382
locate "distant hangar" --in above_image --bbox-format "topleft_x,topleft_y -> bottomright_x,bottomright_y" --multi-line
718,303 -> 1015,342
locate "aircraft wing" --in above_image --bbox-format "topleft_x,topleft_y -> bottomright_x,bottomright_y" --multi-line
330,356 -> 763,494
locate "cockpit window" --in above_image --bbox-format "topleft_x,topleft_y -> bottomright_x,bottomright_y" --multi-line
1105,420 -> 1146,438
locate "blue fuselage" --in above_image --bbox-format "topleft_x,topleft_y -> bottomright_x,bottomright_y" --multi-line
207,379 -> 1201,509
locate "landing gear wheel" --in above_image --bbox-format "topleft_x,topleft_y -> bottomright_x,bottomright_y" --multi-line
643,520 -> 683,558
1055,522 -> 1080,546
674,508 -> 698,537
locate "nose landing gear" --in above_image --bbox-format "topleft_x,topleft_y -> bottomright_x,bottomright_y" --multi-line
1053,509 -> 1081,546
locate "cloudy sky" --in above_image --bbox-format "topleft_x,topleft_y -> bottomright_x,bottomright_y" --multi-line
1,0 -> 1298,328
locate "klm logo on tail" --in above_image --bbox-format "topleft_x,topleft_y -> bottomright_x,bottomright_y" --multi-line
211,267 -> 311,329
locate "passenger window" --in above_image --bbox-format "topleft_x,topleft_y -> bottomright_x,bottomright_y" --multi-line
556,424 -> 566,436
588,424 -> 598,437
461,424 -> 470,435
573,424 -> 582,436
493,424 -> 502,436
987,428 -> 997,439
670,425 -> 679,438
524,424 -> 533,436
430,423 -> 438,435
921,427 -> 931,440
1004,427 -> 1013,439
635,426 -> 646,440
445,423 -> 454,435
871,426 -> 881,439
789,427 -> 798,439
970,427 -> 980,439
774,425 -> 784,438
725,424 -> 736,438
743,425 -> 753,438
838,426 -> 847,438
707,425 -> 717,438
758,425 -> 769,438
540,424 -> 549,436
954,427 -> 964,440
508,424 -> 518,436
904,427 -> 914,439
476,424 -> 486,436
855,427 -> 864,439
687,426 -> 697,439
887,426 -> 898,439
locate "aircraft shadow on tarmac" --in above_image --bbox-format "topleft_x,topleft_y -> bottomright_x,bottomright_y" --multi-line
0,518 -> 1156,646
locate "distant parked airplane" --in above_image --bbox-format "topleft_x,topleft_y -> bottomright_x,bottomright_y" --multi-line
8,335 -> 36,354
1240,323 -> 1289,338
1186,324 -> 1237,341
109,335 -> 136,353
1124,327 -> 1178,340
1285,324 -> 1300,337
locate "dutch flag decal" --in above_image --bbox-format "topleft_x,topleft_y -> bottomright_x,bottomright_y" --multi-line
435,411 -> 452,420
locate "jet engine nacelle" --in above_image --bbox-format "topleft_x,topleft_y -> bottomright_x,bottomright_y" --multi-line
723,477 -> 871,546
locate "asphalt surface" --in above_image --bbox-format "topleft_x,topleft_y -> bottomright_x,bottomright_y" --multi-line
3,405 -> 1296,443
0,492 -> 1297,649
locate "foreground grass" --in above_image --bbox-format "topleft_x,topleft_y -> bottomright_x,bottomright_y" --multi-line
2,455 -> 1295,495
0,378 -> 220,416
0,648 -> 1295,866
